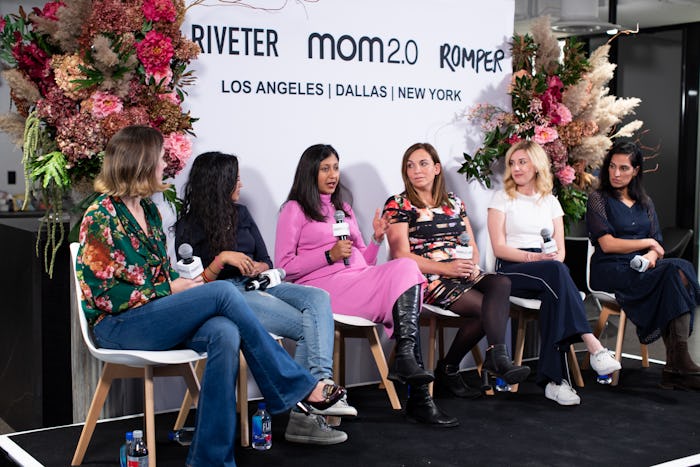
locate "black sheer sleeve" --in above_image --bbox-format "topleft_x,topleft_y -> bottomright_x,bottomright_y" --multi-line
646,198 -> 663,243
586,190 -> 614,245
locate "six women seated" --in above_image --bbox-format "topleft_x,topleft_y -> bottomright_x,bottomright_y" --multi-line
77,126 -> 700,466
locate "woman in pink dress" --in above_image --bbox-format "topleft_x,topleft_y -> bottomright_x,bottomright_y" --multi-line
276,143 -> 457,427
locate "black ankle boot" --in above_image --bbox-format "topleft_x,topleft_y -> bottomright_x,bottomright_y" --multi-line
388,285 -> 434,385
405,384 -> 459,427
435,360 -> 482,399
483,344 -> 531,385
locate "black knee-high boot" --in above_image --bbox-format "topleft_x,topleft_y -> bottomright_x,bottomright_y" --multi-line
406,384 -> 459,427
387,285 -> 434,385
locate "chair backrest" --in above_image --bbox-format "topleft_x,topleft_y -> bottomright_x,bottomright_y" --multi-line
661,227 -> 694,258
482,232 -> 498,273
70,242 -> 101,358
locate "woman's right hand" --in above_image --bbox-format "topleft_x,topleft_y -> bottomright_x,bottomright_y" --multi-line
171,277 -> 203,294
329,239 -> 352,262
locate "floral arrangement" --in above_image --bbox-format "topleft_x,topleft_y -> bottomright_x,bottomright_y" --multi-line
0,0 -> 200,275
459,16 -> 643,230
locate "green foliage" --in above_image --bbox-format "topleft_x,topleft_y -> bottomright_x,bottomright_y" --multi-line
557,38 -> 590,86
555,185 -> 588,234
458,126 -> 512,188
162,184 -> 182,214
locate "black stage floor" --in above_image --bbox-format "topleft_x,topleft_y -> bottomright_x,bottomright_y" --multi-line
2,359 -> 699,467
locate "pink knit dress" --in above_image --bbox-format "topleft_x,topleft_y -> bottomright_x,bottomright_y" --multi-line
275,194 -> 426,337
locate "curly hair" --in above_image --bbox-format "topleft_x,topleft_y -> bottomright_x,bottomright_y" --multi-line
503,140 -> 553,198
178,152 -> 239,256
286,143 -> 351,221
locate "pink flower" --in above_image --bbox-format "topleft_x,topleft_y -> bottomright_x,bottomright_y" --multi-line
146,66 -> 173,87
506,134 -> 522,145
0,18 -> 6,31
556,165 -> 576,185
90,91 -> 123,119
549,103 -> 572,126
533,125 -> 558,145
136,30 -> 174,76
159,91 -> 181,105
162,132 -> 192,178
142,0 -> 177,22
34,1 -> 65,21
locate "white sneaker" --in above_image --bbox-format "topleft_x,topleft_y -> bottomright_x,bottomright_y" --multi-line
310,394 -> 358,417
545,380 -> 581,406
590,348 -> 622,376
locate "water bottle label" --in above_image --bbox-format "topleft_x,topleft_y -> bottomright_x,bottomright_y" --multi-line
252,415 -> 262,436
127,457 -> 148,467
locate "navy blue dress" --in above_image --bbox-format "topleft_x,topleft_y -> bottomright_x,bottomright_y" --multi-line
587,190 -> 700,344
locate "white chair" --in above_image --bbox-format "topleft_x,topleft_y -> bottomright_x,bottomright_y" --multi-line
332,314 -> 401,410
582,240 -> 649,385
483,237 -> 584,392
420,303 -> 490,395
70,243 -> 207,467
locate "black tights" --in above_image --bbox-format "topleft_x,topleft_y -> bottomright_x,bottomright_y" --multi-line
442,274 -> 511,366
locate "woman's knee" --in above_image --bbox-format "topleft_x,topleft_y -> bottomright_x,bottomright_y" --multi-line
199,316 -> 241,355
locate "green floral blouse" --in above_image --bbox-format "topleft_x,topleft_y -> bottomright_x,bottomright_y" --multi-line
77,194 -> 179,327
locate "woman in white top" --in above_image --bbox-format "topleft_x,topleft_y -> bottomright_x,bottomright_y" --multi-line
487,140 -> 620,406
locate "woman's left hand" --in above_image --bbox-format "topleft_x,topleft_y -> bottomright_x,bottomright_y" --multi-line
171,276 -> 203,294
372,208 -> 391,243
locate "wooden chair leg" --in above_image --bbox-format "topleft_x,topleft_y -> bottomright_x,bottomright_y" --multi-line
143,366 -> 156,467
426,316 -> 437,396
174,359 -> 206,431
238,353 -> 250,447
568,345 -> 584,388
365,326 -> 401,410
611,310 -> 627,386
641,344 -> 649,367
71,363 -> 116,466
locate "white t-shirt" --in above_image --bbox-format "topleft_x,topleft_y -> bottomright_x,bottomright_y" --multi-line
488,190 -> 564,249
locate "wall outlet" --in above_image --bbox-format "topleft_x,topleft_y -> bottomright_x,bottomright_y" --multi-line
7,171 -> 16,185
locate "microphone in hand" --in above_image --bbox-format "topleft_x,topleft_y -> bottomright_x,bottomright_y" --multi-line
540,228 -> 558,254
630,255 -> 650,272
333,210 -> 351,266
455,232 -> 473,260
176,243 -> 204,279
245,268 -> 286,291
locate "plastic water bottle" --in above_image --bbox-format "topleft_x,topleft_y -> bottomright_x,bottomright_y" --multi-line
251,402 -> 272,450
127,430 -> 148,467
168,426 -> 195,446
119,431 -> 132,467
495,377 -> 511,392
597,374 -> 613,384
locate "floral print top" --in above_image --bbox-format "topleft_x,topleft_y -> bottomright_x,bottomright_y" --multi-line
77,194 -> 178,327
383,192 -> 482,308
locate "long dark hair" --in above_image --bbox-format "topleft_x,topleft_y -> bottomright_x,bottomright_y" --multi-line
286,144 -> 350,222
599,140 -> 649,207
178,152 -> 239,255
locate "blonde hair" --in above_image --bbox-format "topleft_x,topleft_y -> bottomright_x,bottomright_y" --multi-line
401,142 -> 450,208
94,125 -> 168,197
503,140 -> 553,198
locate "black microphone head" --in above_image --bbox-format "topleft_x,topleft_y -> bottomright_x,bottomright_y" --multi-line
458,232 -> 470,245
334,210 -> 345,223
178,243 -> 194,263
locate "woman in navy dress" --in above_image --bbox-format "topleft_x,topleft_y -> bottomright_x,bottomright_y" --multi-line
587,140 -> 700,389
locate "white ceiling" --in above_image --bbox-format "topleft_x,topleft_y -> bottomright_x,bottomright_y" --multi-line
515,0 -> 700,36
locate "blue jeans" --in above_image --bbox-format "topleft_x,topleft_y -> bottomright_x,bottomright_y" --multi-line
93,281 -> 316,467
228,278 -> 335,380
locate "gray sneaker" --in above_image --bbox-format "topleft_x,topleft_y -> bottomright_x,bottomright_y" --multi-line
284,411 -> 348,445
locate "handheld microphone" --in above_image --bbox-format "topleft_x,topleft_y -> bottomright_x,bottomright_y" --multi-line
540,228 -> 558,254
455,232 -> 473,260
630,255 -> 650,272
245,268 -> 286,291
176,243 -> 204,279
333,210 -> 351,266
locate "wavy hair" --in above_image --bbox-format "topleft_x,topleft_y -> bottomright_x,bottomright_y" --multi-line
286,144 -> 351,221
178,152 -> 239,256
503,140 -> 553,199
599,139 -> 649,207
94,125 -> 168,197
401,143 -> 451,208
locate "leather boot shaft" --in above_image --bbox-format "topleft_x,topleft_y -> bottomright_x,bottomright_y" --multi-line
483,344 -> 531,385
388,285 -> 434,385
666,314 -> 700,375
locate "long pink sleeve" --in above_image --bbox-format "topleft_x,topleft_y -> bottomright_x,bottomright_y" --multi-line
275,201 -> 331,281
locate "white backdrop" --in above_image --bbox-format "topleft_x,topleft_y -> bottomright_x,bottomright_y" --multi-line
159,0 -> 514,393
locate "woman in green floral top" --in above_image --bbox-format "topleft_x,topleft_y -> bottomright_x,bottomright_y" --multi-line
77,126 -> 345,467
384,143 -> 529,398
